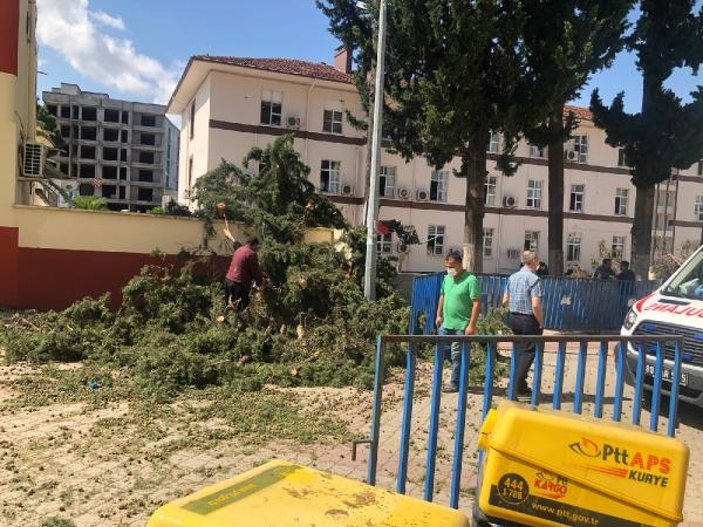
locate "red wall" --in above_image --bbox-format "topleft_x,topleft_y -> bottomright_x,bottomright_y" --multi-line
0,228 -> 230,311
0,0 -> 19,76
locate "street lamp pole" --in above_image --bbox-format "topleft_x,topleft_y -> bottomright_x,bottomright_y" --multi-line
363,0 -> 387,301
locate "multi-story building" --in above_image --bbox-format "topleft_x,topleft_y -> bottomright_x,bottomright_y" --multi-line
167,51 -> 703,274
43,83 -> 180,212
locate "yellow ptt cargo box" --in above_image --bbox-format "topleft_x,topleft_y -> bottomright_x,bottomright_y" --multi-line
147,459 -> 469,527
477,401 -> 689,527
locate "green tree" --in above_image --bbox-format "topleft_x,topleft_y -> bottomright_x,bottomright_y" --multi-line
318,0 -> 541,271
522,0 -> 633,276
590,0 -> 703,279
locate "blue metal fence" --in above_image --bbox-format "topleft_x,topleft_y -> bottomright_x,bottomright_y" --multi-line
365,334 -> 684,511
411,273 -> 659,332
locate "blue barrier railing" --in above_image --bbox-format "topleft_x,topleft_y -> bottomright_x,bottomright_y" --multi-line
411,273 -> 659,332
365,334 -> 683,510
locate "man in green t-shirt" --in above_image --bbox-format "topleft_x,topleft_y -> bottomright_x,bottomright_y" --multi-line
435,250 -> 482,393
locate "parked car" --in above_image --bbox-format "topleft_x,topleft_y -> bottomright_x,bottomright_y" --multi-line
621,245 -> 703,408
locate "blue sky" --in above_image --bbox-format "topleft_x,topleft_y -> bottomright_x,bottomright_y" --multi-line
36,0 -> 702,122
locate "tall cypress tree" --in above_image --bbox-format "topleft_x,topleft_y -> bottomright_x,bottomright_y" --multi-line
318,0 -> 542,271
590,0 -> 703,279
522,0 -> 632,276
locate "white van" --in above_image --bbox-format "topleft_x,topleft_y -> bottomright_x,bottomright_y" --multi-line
621,246 -> 703,407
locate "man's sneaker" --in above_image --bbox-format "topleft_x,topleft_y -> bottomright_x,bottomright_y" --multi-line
442,384 -> 459,393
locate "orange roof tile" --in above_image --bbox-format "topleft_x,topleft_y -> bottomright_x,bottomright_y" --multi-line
191,55 -> 353,84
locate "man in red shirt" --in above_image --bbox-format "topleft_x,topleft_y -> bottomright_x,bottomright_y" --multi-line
224,236 -> 264,311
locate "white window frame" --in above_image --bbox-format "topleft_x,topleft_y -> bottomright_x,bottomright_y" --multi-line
377,233 -> 393,254
612,235 -> 626,259
379,166 -> 396,198
567,233 -> 582,263
696,196 -> 703,221
430,170 -> 448,202
614,188 -> 629,216
530,144 -> 546,159
483,227 -> 494,258
427,225 -> 445,256
488,131 -> 499,154
323,108 -> 343,134
526,180 -> 542,209
484,175 -> 497,206
261,89 -> 282,126
524,230 -> 540,253
320,160 -> 341,194
573,135 -> 588,163
570,184 -> 585,213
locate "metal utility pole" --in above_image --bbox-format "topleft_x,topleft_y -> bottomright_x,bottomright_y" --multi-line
363,0 -> 387,301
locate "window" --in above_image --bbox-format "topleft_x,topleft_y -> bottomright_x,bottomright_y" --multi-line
612,235 -> 626,259
427,225 -> 445,256
260,90 -> 282,126
189,101 -> 195,139
484,227 -> 494,258
320,160 -> 341,194
119,167 -> 127,180
187,156 -> 193,191
119,186 -> 126,200
60,106 -> 70,119
524,231 -> 539,253
47,105 -> 57,116
137,188 -> 154,202
120,149 -> 127,162
79,164 -> 95,178
139,170 -> 154,182
141,115 -> 157,127
377,233 -> 393,254
567,233 -> 582,262
698,160 -> 703,177
103,148 -> 118,161
323,109 -> 343,134
121,110 -> 129,124
526,180 -> 542,209
139,151 -> 155,164
103,128 -> 119,142
484,175 -> 497,206
81,107 -> 97,121
655,212 -> 673,230
104,108 -> 119,122
80,127 -> 96,141
488,131 -> 499,153
102,166 -> 117,180
80,146 -> 96,160
530,144 -> 546,158
696,196 -> 703,221
430,170 -> 448,202
379,166 -> 396,197
141,133 -> 156,146
618,148 -> 631,168
60,125 -> 70,139
72,106 -> 79,119
614,188 -> 629,215
573,135 -> 588,163
569,184 -> 585,212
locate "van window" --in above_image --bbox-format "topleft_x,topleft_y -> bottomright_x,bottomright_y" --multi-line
662,250 -> 703,299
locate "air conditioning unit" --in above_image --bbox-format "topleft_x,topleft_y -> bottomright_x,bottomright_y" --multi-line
286,116 -> 301,129
341,183 -> 354,196
416,189 -> 430,201
22,143 -> 45,177
565,149 -> 578,161
507,248 -> 521,259
397,187 -> 411,200
503,194 -> 517,208
396,241 -> 410,254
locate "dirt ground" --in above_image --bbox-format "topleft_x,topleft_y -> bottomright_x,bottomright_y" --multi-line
1,341 -> 702,527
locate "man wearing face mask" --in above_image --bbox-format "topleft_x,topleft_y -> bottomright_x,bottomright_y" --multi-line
435,250 -> 482,393
502,250 -> 545,398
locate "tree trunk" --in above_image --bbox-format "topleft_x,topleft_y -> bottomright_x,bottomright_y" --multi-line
462,138 -> 487,273
547,107 -> 565,276
631,185 -> 655,280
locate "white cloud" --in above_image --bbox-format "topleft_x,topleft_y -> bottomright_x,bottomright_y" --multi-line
89,10 -> 126,31
36,0 -> 178,104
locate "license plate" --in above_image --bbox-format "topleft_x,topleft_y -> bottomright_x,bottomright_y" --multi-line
644,363 -> 689,386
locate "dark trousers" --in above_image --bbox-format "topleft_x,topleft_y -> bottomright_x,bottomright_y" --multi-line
225,279 -> 250,311
508,313 -> 543,390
